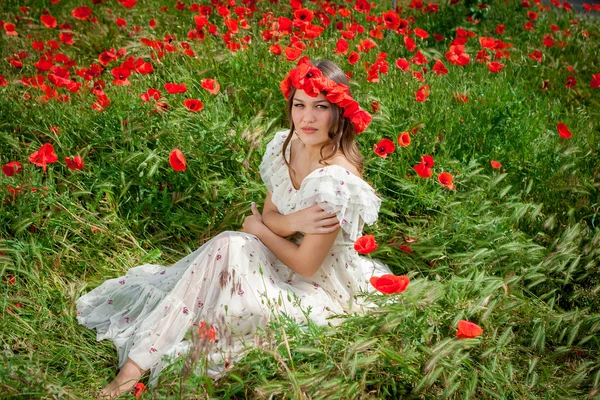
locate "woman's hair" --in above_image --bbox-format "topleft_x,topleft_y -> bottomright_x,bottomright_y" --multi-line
282,59 -> 364,178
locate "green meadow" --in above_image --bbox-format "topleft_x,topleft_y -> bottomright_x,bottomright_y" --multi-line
1,0 -> 599,398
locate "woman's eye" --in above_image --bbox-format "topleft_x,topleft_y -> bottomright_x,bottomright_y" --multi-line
293,104 -> 303,107
317,105 -> 328,109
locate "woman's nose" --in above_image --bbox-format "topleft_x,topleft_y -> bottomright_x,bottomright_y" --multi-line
302,109 -> 316,123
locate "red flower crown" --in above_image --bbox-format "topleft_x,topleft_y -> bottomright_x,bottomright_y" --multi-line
280,57 -> 372,134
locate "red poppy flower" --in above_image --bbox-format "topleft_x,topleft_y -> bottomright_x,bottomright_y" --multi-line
490,160 -> 502,169
414,28 -> 429,39
29,143 -> 59,172
72,7 -> 92,20
415,85 -> 430,102
527,11 -> 538,20
369,274 -> 410,294
0,74 -> 7,86
2,161 -> 22,177
487,62 -> 504,72
404,36 -> 416,52
201,78 -> 220,95
116,17 -> 127,27
413,163 -> 432,178
453,92 -> 469,102
164,82 -> 187,94
373,138 -> 395,158
198,321 -> 217,341
382,11 -> 401,30
4,23 -> 18,36
591,74 -> 600,89
395,58 -> 410,71
41,15 -> 57,29
133,382 -> 146,398
98,50 -> 118,66
422,155 -> 434,168
410,50 -> 428,65
496,24 -> 505,35
528,50 -> 543,62
64,155 -> 84,170
169,149 -> 186,171
294,8 -> 314,23
565,76 -> 576,88
284,46 -> 303,61
183,99 -> 204,112
557,122 -> 572,138
140,88 -> 161,102
270,44 -> 282,55
111,65 -> 131,86
371,101 -> 380,113
348,51 -> 359,65
6,275 -> 16,285
432,60 -> 448,75
456,320 -> 483,339
335,38 -> 348,55
354,234 -> 378,254
118,0 -> 137,8
433,33 -> 444,42
438,172 -> 456,190
445,45 -> 470,66
398,132 -> 411,147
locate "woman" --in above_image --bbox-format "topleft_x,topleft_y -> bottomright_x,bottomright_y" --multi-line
76,58 -> 392,398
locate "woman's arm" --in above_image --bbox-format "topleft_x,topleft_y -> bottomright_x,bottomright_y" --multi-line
261,192 -> 297,237
254,223 -> 341,278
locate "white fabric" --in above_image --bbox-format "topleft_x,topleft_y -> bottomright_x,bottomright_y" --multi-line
76,129 -> 392,386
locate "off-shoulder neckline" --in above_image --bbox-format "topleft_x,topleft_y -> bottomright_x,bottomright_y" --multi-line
273,132 -> 372,192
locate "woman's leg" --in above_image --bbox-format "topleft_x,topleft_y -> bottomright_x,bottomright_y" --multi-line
98,358 -> 146,399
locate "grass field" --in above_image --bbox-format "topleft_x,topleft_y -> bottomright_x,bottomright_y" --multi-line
1,0 -> 599,398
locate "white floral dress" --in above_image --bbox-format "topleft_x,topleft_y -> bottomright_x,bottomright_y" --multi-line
76,129 -> 392,386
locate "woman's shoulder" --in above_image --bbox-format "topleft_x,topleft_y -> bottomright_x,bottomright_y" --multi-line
324,155 -> 362,179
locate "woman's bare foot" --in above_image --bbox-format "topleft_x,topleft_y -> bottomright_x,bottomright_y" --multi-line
98,358 -> 147,399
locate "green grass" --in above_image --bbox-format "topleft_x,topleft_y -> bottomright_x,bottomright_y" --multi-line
1,0 -> 600,398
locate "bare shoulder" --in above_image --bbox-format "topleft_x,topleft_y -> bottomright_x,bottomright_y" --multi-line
327,155 -> 361,178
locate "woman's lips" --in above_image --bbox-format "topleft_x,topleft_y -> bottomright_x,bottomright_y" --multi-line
302,128 -> 317,133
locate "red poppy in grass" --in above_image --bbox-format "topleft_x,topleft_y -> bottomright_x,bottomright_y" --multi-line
369,274 -> 410,294
284,46 -> 303,61
528,50 -> 543,62
432,60 -> 448,75
269,44 -> 282,55
140,88 -> 161,102
371,101 -> 380,113
446,45 -> 470,66
415,85 -> 430,102
64,155 -> 84,170
354,234 -> 378,254
565,76 -> 576,88
382,11 -> 401,30
438,172 -> 456,190
183,99 -> 204,112
456,320 -> 483,338
422,155 -> 434,168
398,132 -> 411,147
201,78 -> 220,95
453,92 -> 469,102
348,52 -> 359,65
294,8 -> 314,23
169,149 -> 186,171
399,245 -> 412,253
4,23 -> 18,35
133,382 -> 146,398
414,28 -> 429,39
557,122 -> 572,138
6,275 -> 16,285
490,160 -> 502,169
98,50 -> 117,66
496,24 -> 505,35
335,38 -> 348,55
542,35 -> 554,47
198,321 -> 217,341
404,36 -> 416,52
527,11 -> 538,20
433,33 -> 444,42
116,17 -> 127,27
410,50 -> 428,65
0,74 -> 8,86
413,163 -> 432,178
164,82 -> 187,94
41,15 -> 57,28
395,58 -> 410,71
29,143 -> 59,172
111,65 -> 131,86
487,61 -> 504,72
2,161 -> 22,176
72,7 -> 92,20
373,138 -> 395,158
59,32 -> 74,45
591,74 -> 600,89
118,0 -> 137,8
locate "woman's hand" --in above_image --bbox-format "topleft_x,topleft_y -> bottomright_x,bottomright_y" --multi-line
241,202 -> 267,237
292,204 -> 340,235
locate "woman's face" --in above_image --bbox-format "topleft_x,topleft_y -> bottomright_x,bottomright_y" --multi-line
291,89 -> 333,148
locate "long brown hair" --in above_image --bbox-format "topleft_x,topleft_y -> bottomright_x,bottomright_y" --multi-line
282,59 -> 364,179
